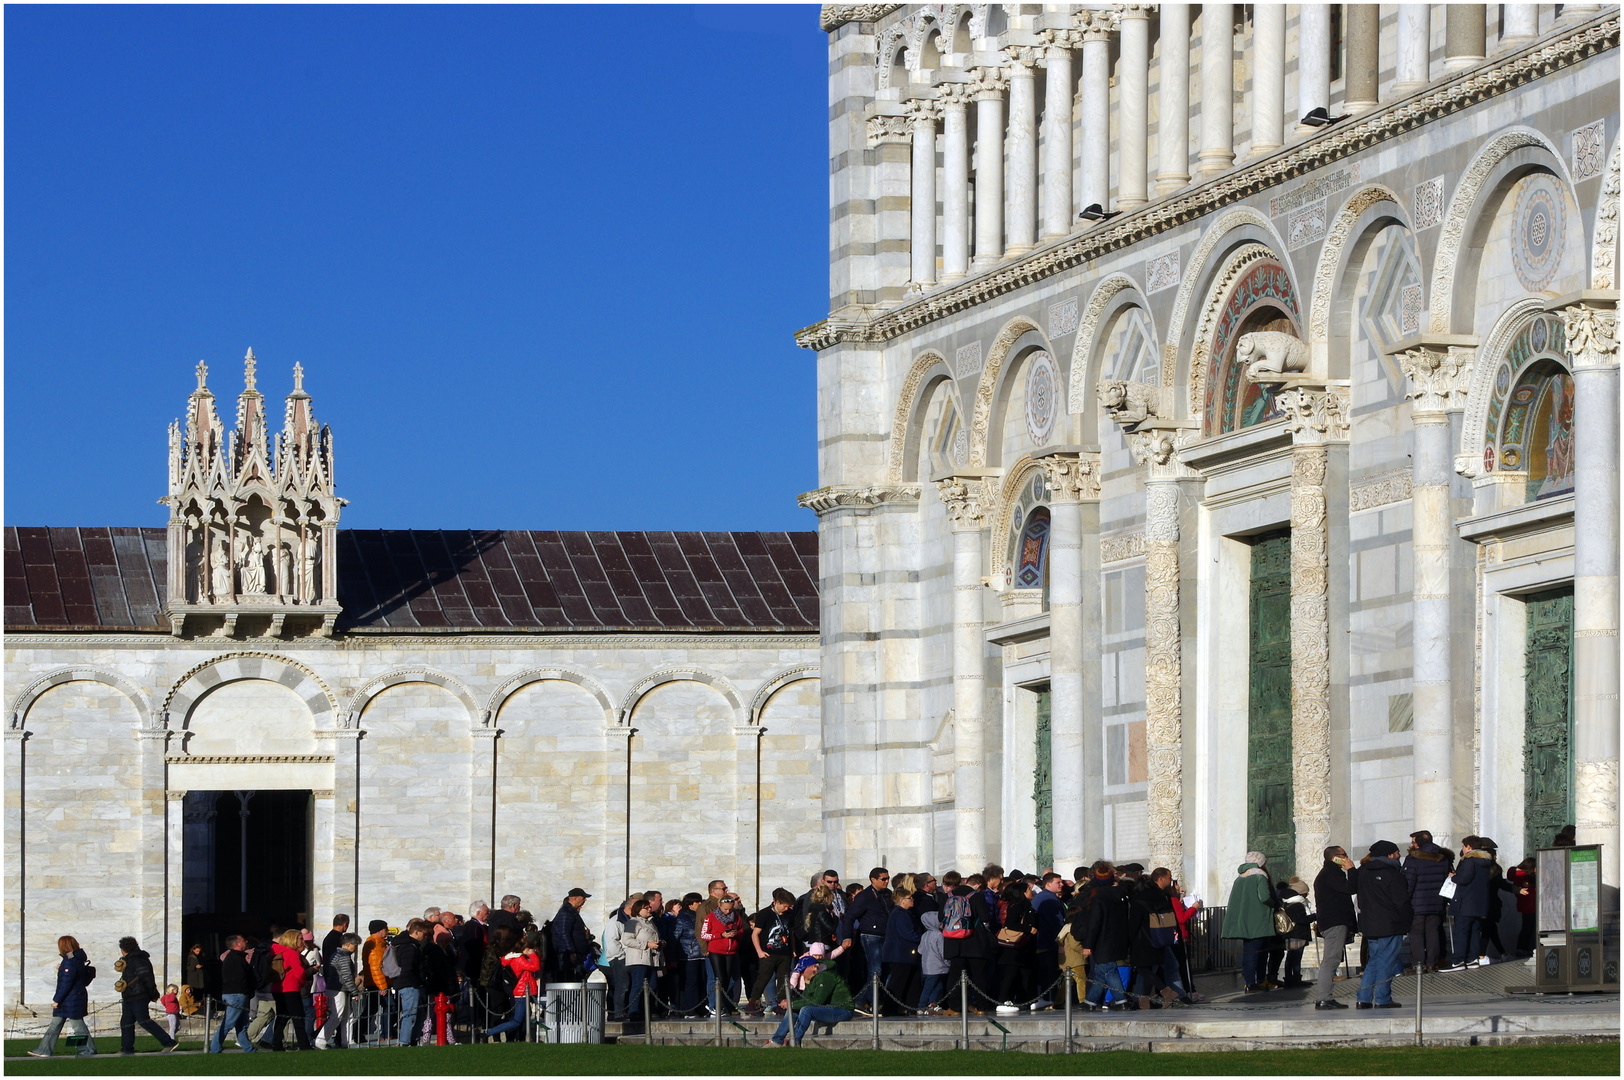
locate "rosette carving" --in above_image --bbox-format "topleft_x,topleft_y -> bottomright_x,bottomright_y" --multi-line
1143,479 -> 1184,868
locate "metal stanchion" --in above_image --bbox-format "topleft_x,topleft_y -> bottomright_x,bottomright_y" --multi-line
525,987 -> 536,1043
642,979 -> 652,1042
713,981 -> 722,1045
1414,963 -> 1424,1046
870,972 -> 880,1050
1063,971 -> 1073,1054
960,975 -> 970,1049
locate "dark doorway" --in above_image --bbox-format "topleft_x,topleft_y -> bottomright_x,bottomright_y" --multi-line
182,790 -> 312,952
1247,529 -> 1295,878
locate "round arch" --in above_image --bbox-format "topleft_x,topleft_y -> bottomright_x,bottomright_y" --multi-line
346,667 -> 483,728
620,667 -> 745,726
969,315 -> 1052,467
1188,243 -> 1303,434
10,667 -> 154,731
164,653 -> 337,730
1459,297 -> 1557,478
487,668 -> 617,727
1308,184 -> 1410,345
888,350 -> 959,482
1069,273 -> 1155,426
988,454 -> 1047,587
1165,207 -> 1295,385
747,665 -> 820,726
1429,126 -> 1577,334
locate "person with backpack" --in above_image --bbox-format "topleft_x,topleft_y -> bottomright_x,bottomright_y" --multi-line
1078,861 -> 1133,1011
941,873 -> 992,1014
115,937 -> 177,1055
209,935 -> 258,1054
745,889 -> 797,1016
245,935 -> 279,1047
27,936 -> 97,1058
1128,869 -> 1183,1008
388,920 -> 430,1047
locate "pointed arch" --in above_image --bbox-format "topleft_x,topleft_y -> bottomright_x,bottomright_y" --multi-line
620,667 -> 745,726
487,668 -> 617,727
1429,126 -> 1576,334
1069,273 -> 1154,417
747,665 -> 821,726
164,652 -> 338,729
346,667 -> 483,728
889,350 -> 959,482
969,315 -> 1049,467
1592,140 -> 1620,290
10,667 -> 154,731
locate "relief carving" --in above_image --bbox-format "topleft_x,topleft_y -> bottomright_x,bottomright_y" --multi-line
1290,446 -> 1334,874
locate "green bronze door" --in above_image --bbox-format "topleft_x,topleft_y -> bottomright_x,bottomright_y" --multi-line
1248,530 -> 1295,878
1524,587 -> 1574,856
1034,688 -> 1053,871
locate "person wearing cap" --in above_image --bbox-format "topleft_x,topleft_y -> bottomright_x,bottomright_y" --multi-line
1354,841 -> 1412,1008
1220,852 -> 1280,993
550,889 -> 592,979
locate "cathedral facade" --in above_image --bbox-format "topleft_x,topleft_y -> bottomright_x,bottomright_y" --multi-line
4,355 -> 822,1006
797,3 -> 1619,899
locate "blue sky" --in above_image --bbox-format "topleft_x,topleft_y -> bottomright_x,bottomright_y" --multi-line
5,3 -> 827,530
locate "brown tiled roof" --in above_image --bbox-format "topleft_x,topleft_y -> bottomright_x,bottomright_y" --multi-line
4,527 -> 820,633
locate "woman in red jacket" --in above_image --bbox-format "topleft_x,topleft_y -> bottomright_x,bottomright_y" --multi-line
701,896 -> 745,1015
1508,859 -> 1537,957
269,930 -> 311,1051
479,943 -> 542,1041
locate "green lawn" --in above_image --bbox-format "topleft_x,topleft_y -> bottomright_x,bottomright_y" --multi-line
4,1040 -> 1618,1075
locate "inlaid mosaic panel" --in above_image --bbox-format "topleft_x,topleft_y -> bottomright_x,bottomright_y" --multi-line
1145,251 -> 1180,294
1572,120 -> 1607,182
1413,176 -> 1445,231
1047,297 -> 1078,339
1511,174 -> 1569,292
1025,350 -> 1058,445
955,340 -> 983,378
1287,199 -> 1328,249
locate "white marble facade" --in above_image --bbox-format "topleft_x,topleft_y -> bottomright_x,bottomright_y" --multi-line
802,4 -> 1620,900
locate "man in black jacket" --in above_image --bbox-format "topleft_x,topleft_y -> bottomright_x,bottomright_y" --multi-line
209,936 -> 258,1054
1403,830 -> 1454,971
1312,847 -> 1358,1008
1441,836 -> 1495,971
116,938 -> 178,1055
837,867 -> 893,1012
550,889 -> 592,978
1078,862 -> 1133,1010
1354,841 -> 1413,1008
392,921 -> 429,1046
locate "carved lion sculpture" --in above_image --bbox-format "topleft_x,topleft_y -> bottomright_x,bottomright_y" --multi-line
1097,379 -> 1160,429
1237,330 -> 1310,381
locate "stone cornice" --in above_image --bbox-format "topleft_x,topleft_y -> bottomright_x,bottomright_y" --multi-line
166,754 -> 335,765
795,13 -> 1618,351
797,483 -> 921,515
3,632 -> 819,650
820,4 -> 901,32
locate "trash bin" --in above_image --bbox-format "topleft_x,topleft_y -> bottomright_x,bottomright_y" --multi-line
546,978 -> 608,1044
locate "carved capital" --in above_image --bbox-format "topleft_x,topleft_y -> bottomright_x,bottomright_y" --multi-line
1001,45 -> 1041,69
968,66 -> 1009,99
1038,27 -> 1084,54
1397,345 -> 1474,412
903,97 -> 941,126
1113,3 -> 1153,19
935,477 -> 990,528
1276,384 -> 1351,444
1559,302 -> 1620,369
1040,453 -> 1101,502
867,114 -> 913,146
819,4 -> 902,32
1074,7 -> 1119,40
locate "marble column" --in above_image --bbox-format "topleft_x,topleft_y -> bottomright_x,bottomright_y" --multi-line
1250,2 -> 1285,156
1156,4 -> 1192,197
1560,300 -> 1621,887
938,476 -> 990,873
139,728 -> 171,985
1296,4 -> 1331,132
1394,5 -> 1432,95
972,68 -> 1007,271
1399,345 -> 1474,846
909,101 -> 940,287
941,89 -> 971,281
734,724 -> 765,907
1040,452 -> 1101,875
1004,53 -> 1039,253
322,728 -> 363,915
1197,3 -> 1234,178
470,726 -> 499,906
1501,5 -> 1539,48
1040,32 -> 1079,240
1444,5 -> 1487,72
1078,9 -> 1116,213
3,730 -> 25,1004
1117,5 -> 1151,208
1344,5 -> 1380,114
1274,383 -> 1351,876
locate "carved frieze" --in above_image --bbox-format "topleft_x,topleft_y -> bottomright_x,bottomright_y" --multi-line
797,484 -> 922,515
1290,446 -> 1334,874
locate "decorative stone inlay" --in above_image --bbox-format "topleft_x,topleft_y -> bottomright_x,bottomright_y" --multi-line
936,477 -> 991,528
1040,452 -> 1101,503
164,754 -> 336,765
955,340 -> 983,378
1572,119 -> 1607,181
1398,344 -> 1474,412
1413,176 -> 1446,230
1559,303 -> 1619,369
1145,252 -> 1180,294
1512,174 -> 1569,293
797,483 -> 922,515
1349,470 -> 1413,511
1047,297 -> 1078,339
1025,351 -> 1058,445
1286,199 -> 1328,249
1290,446 -> 1334,876
1100,533 -> 1146,563
1270,166 -> 1359,218
795,13 -> 1619,351
1401,284 -> 1424,337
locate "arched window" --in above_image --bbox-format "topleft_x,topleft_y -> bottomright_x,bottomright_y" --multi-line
1204,258 -> 1302,435
1483,313 -> 1574,502
1003,471 -> 1051,607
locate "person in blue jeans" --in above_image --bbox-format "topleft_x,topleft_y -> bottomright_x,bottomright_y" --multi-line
209,936 -> 258,1053
767,961 -> 855,1047
1353,840 -> 1413,1007
836,867 -> 893,1011
391,920 -> 431,1046
1076,862 -> 1134,1009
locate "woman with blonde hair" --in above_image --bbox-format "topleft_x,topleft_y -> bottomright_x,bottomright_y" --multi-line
27,936 -> 96,1058
269,929 -> 311,1051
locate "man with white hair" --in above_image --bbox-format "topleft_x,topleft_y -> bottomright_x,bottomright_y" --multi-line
488,894 -> 522,932
456,903 -> 490,982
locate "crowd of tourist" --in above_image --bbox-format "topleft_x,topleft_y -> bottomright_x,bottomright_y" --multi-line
25,827 -> 1554,1056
